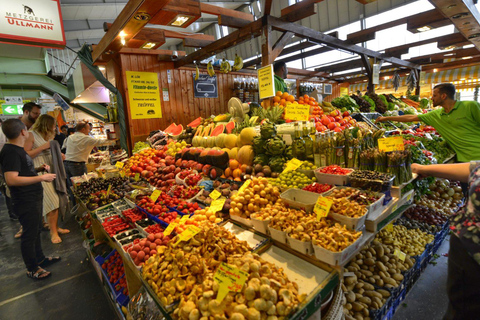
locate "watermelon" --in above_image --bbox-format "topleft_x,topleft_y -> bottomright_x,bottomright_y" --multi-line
187,117 -> 202,128
210,124 -> 225,137
171,124 -> 184,136
225,121 -> 235,134
164,123 -> 177,134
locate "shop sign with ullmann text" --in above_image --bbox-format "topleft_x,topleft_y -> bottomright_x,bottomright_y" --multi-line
126,71 -> 163,120
0,0 -> 66,48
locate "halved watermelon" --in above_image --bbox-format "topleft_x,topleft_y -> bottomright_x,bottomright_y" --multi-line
187,117 -> 202,128
225,121 -> 235,134
210,124 -> 225,137
171,124 -> 184,136
164,123 -> 177,134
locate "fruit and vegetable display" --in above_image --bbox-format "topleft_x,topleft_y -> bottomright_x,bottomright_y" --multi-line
102,215 -> 132,237
350,170 -> 394,192
127,233 -> 171,266
328,197 -> 367,218
273,169 -> 316,190
318,165 -> 352,175
402,205 -> 448,226
415,179 -> 463,214
302,183 -> 334,194
375,225 -> 434,257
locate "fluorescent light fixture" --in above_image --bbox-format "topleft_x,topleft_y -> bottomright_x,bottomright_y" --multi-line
170,15 -> 193,27
120,37 -> 126,45
433,68 -> 438,72
444,45 -> 457,50
142,42 -> 157,49
98,66 -> 106,71
462,56 -> 473,60
417,26 -> 432,32
119,30 -> 127,37
384,76 -> 390,80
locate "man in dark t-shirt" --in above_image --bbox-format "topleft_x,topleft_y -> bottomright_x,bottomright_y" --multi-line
0,119 -> 60,280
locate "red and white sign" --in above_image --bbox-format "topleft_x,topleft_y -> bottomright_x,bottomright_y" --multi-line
0,0 -> 65,48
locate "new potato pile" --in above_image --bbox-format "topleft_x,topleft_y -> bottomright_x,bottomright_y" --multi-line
375,225 -> 434,257
174,252 -> 306,320
342,241 -> 415,320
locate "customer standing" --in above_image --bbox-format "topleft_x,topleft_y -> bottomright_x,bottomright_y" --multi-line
64,122 -> 112,199
411,162 -> 480,319
0,119 -> 16,220
54,125 -> 68,148
376,83 -> 480,163
0,119 -> 60,280
25,115 -> 69,244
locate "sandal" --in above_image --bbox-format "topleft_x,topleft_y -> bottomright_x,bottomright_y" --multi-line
39,256 -> 61,268
14,227 -> 23,239
26,267 -> 51,280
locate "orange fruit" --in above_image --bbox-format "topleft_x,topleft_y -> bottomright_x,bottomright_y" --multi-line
282,92 -> 289,99
304,94 -> 309,99
276,91 -> 283,97
241,164 -> 248,172
273,96 -> 281,103
287,95 -> 295,102
274,102 -> 279,106
233,168 -> 242,179
229,159 -> 240,170
280,99 -> 286,105
224,168 -> 232,177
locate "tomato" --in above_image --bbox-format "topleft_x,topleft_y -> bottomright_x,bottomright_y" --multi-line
327,122 -> 337,130
334,127 -> 343,132
342,111 -> 350,117
334,116 -> 343,122
321,116 -> 331,126
329,110 -> 341,117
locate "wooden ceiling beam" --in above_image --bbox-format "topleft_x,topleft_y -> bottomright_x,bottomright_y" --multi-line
264,0 -> 273,15
267,15 -> 420,70
280,0 -> 324,22
92,0 -> 171,62
175,18 -> 264,68
271,32 -> 294,61
218,15 -> 252,28
183,38 -> 214,48
200,2 -> 253,21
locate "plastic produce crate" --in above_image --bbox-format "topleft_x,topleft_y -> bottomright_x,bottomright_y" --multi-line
329,209 -> 368,231
312,233 -> 364,265
280,189 -> 321,213
350,175 -> 395,192
314,167 -> 353,186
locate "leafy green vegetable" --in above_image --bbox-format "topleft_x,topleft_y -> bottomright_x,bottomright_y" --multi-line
331,95 -> 359,113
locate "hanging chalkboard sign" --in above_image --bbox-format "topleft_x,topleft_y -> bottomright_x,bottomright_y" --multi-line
193,74 -> 218,98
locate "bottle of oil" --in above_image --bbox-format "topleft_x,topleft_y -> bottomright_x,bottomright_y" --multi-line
303,121 -> 314,162
292,122 -> 306,160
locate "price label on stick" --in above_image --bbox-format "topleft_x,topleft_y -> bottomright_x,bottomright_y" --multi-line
314,197 -> 333,220
378,136 -> 404,152
386,222 -> 394,232
174,225 -> 201,246
150,189 -> 162,202
210,198 -> 226,213
179,214 -> 190,224
106,184 -> 112,197
214,262 -> 249,302
210,189 -> 221,200
134,173 -> 140,181
164,222 -> 177,236
282,158 -> 303,173
119,170 -> 125,178
115,161 -> 124,169
238,180 -> 251,193
394,248 -> 406,261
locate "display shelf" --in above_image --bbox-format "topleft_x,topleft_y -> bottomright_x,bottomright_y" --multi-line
390,173 -> 417,198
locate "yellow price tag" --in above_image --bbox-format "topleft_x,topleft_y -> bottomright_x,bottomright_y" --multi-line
214,262 -> 249,302
378,136 -> 405,152
385,222 -> 394,232
314,197 -> 333,220
115,161 -> 124,169
284,103 -> 310,121
210,198 -> 226,213
134,173 -> 140,181
175,225 -> 201,245
164,222 -> 177,236
238,180 -> 251,194
119,170 -> 125,178
106,184 -> 112,197
257,64 -> 275,100
179,214 -> 190,225
210,189 -> 221,200
406,193 -> 412,201
282,158 -> 303,173
394,248 -> 406,262
150,189 -> 161,202
392,204 -> 398,213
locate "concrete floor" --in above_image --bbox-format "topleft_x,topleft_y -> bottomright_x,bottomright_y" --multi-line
0,196 -> 116,320
0,193 -> 451,320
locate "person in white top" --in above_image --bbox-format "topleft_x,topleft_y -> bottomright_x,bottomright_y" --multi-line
64,122 -> 112,178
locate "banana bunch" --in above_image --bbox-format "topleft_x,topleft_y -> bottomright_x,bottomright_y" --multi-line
207,61 -> 215,77
220,58 -> 231,74
195,64 -> 200,81
233,54 -> 243,71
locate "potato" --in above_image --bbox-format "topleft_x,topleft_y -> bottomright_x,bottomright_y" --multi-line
360,270 -> 373,277
358,297 -> 371,305
364,258 -> 375,266
362,283 -> 374,291
345,276 -> 357,286
375,245 -> 384,258
392,273 -> 404,281
346,291 -> 356,303
375,261 -> 387,272
383,277 -> 397,287
352,302 -> 364,312
377,289 -> 391,298
364,291 -> 382,299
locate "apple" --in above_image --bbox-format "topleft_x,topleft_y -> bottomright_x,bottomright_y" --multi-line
342,111 -> 350,117
330,110 -> 341,117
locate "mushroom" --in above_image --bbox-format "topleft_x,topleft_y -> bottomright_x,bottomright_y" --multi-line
259,285 -> 273,301
176,278 -> 187,291
266,303 -> 276,315
235,293 -> 246,304
244,286 -> 256,301
266,316 -> 278,320
260,277 -> 270,286
278,289 -> 292,306
203,290 -> 214,299
253,298 -> 267,311
248,278 -> 261,291
198,297 -> 209,311
189,309 -> 200,320
276,302 -> 286,316
246,308 -> 261,320
180,301 -> 196,319
250,261 -> 261,273
208,299 -> 224,315
231,313 -> 246,320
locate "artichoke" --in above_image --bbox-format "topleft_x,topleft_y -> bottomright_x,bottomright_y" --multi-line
265,137 -> 286,156
284,145 -> 293,160
269,156 -> 286,173
252,136 -> 266,154
253,154 -> 269,166
260,123 -> 276,140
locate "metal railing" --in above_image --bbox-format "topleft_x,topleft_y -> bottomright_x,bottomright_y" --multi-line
47,46 -> 80,84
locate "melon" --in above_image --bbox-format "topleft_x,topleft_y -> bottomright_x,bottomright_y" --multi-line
187,117 -> 202,128
236,135 -> 244,148
206,136 -> 216,148
228,147 -> 238,160
208,149 -> 229,169
164,123 -> 177,134
215,133 -> 226,148
192,136 -> 202,147
222,148 -> 230,154
224,134 -> 238,149
237,145 -> 254,166
225,121 -> 235,134
239,127 -> 257,146
210,124 -> 225,137
171,124 -> 184,136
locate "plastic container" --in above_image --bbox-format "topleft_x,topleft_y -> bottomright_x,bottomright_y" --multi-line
312,233 -> 364,265
230,214 -> 254,228
268,226 -> 288,244
287,235 -> 314,255
250,216 -> 270,235
114,229 -> 141,244
365,193 -> 386,218
350,175 -> 395,192
329,209 -> 368,231
314,167 -> 353,186
280,189 -> 321,213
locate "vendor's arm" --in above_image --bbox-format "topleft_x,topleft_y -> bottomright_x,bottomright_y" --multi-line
24,132 -> 50,159
5,171 -> 56,186
411,163 -> 470,183
90,136 -> 114,147
376,115 -> 420,123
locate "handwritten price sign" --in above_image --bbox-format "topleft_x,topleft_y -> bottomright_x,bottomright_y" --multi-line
214,262 -> 249,302
314,197 -> 333,220
378,136 -> 404,152
284,103 -> 310,121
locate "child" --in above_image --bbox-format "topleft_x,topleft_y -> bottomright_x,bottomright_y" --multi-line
0,119 -> 60,280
